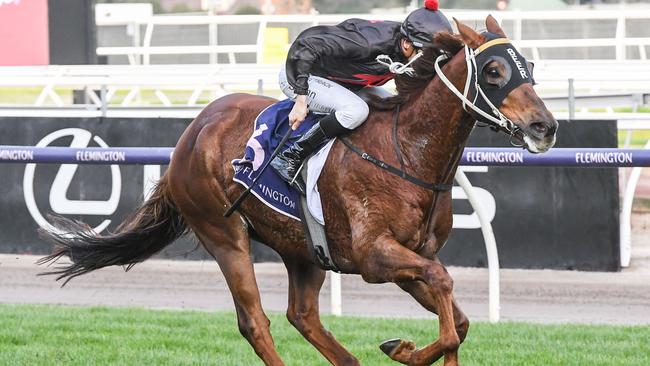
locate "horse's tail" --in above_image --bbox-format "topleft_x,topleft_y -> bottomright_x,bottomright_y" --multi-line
37,174 -> 189,286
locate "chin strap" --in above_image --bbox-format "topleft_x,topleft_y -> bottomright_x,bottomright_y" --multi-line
376,50 -> 424,76
434,46 -> 521,139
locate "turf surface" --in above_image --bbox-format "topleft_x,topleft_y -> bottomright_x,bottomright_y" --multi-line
1,304 -> 649,365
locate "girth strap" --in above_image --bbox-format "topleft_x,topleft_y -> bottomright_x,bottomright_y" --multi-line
339,138 -> 452,192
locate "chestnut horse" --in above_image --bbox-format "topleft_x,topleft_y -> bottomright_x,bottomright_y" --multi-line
40,17 -> 557,366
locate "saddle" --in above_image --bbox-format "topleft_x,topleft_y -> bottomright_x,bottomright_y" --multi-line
232,99 -> 339,271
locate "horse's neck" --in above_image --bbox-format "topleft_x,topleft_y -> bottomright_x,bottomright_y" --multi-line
399,52 -> 475,184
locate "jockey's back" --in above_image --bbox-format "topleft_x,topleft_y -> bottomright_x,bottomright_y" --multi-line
285,18 -> 406,93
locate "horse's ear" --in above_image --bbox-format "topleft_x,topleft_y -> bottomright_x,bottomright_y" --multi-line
485,15 -> 507,38
453,18 -> 485,49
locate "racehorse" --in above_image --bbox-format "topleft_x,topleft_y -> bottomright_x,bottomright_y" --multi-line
39,17 -> 557,366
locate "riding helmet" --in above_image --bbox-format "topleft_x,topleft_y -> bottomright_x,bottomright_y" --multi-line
400,0 -> 452,48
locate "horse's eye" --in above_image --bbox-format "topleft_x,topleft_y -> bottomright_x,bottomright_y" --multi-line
487,68 -> 500,78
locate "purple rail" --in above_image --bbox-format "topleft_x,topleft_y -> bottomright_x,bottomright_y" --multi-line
1,145 -> 650,167
461,148 -> 650,167
0,146 -> 174,165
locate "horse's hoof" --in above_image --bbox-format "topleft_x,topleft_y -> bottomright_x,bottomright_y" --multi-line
379,338 -> 416,362
379,338 -> 401,355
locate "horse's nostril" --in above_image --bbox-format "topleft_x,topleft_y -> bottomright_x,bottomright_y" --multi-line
530,121 -> 557,137
530,122 -> 548,135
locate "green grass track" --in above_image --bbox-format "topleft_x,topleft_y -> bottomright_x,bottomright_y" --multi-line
1,304 -> 649,365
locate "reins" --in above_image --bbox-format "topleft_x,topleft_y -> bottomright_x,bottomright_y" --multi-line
340,105 -> 457,254
339,38 -> 535,253
340,105 -> 452,193
341,39 -> 530,191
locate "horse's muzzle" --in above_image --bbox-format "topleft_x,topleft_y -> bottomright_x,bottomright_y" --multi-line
522,119 -> 558,154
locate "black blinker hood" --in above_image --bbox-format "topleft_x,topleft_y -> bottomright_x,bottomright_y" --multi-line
472,33 -> 533,122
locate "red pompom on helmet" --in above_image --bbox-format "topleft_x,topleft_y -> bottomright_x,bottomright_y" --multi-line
424,0 -> 439,11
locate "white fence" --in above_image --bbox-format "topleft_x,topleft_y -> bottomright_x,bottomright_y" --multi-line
95,10 -> 650,65
2,9 -> 648,110
0,64 -> 278,108
1,62 -> 649,112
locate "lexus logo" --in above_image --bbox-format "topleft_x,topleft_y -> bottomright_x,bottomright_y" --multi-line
23,128 -> 122,234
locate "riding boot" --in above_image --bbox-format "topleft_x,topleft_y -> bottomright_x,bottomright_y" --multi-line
271,113 -> 347,194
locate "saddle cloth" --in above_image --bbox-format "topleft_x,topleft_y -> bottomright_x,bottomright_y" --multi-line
232,99 -> 334,224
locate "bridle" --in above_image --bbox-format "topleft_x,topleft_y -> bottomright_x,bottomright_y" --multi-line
364,37 -> 538,191
433,38 -> 532,149
340,38 -> 532,253
363,37 -> 538,253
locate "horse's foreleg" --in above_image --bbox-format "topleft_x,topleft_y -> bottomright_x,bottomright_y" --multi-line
359,235 -> 460,366
195,223 -> 285,366
285,260 -> 360,366
394,280 -> 470,365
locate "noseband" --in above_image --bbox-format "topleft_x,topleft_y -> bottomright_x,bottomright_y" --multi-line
434,38 -> 533,148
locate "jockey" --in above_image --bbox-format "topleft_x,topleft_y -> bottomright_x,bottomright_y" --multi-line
271,0 -> 452,188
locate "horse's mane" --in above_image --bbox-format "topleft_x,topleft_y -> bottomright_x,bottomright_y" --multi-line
368,32 -> 465,110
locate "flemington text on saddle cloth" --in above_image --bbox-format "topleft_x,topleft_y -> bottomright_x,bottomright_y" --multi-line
232,99 -> 332,223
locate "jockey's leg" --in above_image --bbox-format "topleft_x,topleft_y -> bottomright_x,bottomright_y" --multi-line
272,70 -> 369,190
269,115 -> 332,194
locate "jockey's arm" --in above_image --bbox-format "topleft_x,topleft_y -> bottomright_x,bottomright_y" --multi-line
289,95 -> 308,130
286,34 -> 368,96
285,32 -> 370,128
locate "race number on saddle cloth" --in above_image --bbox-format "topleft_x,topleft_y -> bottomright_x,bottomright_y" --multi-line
232,99 -> 334,223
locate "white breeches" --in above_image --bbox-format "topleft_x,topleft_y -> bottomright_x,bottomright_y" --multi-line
279,68 -> 393,129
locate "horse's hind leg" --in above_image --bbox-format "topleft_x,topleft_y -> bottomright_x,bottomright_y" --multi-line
193,221 -> 284,366
284,259 -> 360,366
358,236 -> 461,366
